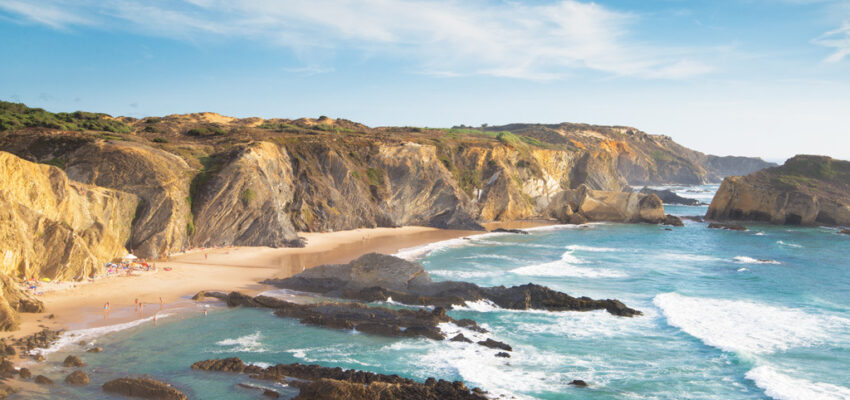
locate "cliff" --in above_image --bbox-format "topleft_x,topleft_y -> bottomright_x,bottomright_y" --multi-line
0,101 -> 779,330
707,155 -> 850,225
0,151 -> 138,329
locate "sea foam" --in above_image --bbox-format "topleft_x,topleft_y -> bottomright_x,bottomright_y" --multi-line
215,331 -> 266,353
33,313 -> 173,356
510,250 -> 625,278
733,256 -> 781,264
746,366 -> 850,400
654,293 -> 849,355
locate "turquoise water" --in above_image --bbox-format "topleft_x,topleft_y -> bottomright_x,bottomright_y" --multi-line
19,185 -> 850,399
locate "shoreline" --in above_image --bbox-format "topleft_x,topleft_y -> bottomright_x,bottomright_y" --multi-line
1,221 -> 553,348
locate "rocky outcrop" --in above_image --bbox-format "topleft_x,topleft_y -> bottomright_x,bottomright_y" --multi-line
546,185 -> 665,224
639,187 -> 702,206
191,142 -> 304,248
191,357 -> 487,400
707,155 -> 850,225
62,141 -> 192,258
0,151 -> 138,280
263,253 -> 641,317
63,355 -> 85,367
200,290 -> 486,341
102,377 -> 187,400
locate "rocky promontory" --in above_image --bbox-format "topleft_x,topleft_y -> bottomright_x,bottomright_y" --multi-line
707,155 -> 850,225
545,185 -> 665,224
262,253 -> 641,317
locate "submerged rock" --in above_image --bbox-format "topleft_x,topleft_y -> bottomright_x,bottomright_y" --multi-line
87,347 -> 103,353
192,357 -> 487,400
102,377 -> 187,400
65,370 -> 90,385
477,338 -> 512,351
263,253 -> 641,317
569,379 -> 589,387
490,228 -> 529,234
495,352 -> 510,358
449,334 -> 473,343
18,367 -> 31,379
707,223 -> 747,231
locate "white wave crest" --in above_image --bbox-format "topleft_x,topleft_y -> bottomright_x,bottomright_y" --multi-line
429,269 -> 500,279
460,254 -> 519,262
394,237 -> 472,260
746,366 -> 850,400
777,240 -> 803,248
452,299 -> 502,312
565,244 -> 619,252
32,313 -> 173,356
733,256 -> 781,264
654,293 -> 850,355
510,250 -> 624,278
215,331 -> 266,353
659,253 -> 724,262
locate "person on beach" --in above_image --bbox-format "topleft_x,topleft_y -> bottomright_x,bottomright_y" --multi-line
134,298 -> 139,312
159,296 -> 163,310
205,253 -> 208,260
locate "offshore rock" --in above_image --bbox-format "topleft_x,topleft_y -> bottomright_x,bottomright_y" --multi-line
63,355 -> 85,367
663,215 -> 684,227
192,357 -> 487,400
102,377 -> 188,400
707,155 -> 850,226
639,187 -> 702,206
65,370 -> 90,385
263,253 -> 641,317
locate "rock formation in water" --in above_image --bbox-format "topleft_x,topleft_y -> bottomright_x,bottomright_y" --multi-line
707,155 -> 850,225
639,187 -> 702,206
545,185 -> 665,224
192,357 -> 488,400
194,290 -> 490,343
102,377 -> 188,400
262,253 -> 641,316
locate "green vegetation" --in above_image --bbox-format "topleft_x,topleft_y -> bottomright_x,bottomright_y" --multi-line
650,150 -> 674,163
784,157 -> 839,180
365,167 -> 383,186
185,126 -> 227,136
43,157 -> 66,170
0,100 -> 131,133
240,188 -> 256,205
439,127 -> 545,149
186,221 -> 195,236
152,137 -> 169,143
350,171 -> 361,179
458,169 -> 481,195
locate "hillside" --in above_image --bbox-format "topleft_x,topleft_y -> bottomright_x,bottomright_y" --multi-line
707,155 -> 850,225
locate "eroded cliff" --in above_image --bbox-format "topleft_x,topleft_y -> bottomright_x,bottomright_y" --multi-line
707,155 -> 850,225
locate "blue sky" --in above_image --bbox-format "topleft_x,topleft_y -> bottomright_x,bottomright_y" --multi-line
1,0 -> 849,161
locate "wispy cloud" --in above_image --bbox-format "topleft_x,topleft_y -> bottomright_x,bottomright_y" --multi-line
814,22 -> 850,63
0,0 -> 717,80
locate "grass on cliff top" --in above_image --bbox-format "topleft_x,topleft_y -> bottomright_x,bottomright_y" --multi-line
438,127 -> 547,149
0,100 -> 131,133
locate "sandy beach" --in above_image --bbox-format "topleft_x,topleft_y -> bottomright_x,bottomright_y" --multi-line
1,223 -> 548,345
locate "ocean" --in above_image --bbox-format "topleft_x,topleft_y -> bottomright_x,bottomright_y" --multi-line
19,184 -> 850,399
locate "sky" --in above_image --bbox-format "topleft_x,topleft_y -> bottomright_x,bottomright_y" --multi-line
1,1 -> 849,161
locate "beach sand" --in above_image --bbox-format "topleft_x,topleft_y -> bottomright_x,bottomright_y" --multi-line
3,224 -> 539,344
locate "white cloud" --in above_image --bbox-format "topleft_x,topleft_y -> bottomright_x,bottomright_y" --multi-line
814,22 -> 850,63
0,0 -> 716,80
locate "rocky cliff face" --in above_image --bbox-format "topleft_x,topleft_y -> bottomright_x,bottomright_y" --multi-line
0,151 -> 137,329
707,155 -> 850,225
545,185 -> 665,224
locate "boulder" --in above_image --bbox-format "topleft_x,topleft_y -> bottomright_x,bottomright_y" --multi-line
87,347 -> 103,353
63,355 -> 85,367
449,334 -> 473,343
495,352 -> 511,358
18,367 -> 31,379
477,339 -> 512,351
65,370 -> 90,385
663,215 -> 684,227
102,377 -> 187,400
546,185 -> 665,224
34,375 -> 53,385
569,379 -> 589,387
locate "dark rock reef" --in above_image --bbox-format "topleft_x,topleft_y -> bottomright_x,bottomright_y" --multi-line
707,155 -> 850,226
639,187 -> 702,206
102,377 -> 188,400
263,253 -> 641,317
197,290 -> 488,343
192,357 -> 488,400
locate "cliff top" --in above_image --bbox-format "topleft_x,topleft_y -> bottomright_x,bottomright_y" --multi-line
742,155 -> 850,198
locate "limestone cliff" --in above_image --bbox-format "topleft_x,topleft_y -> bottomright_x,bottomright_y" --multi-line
707,155 -> 850,225
0,151 -> 137,329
